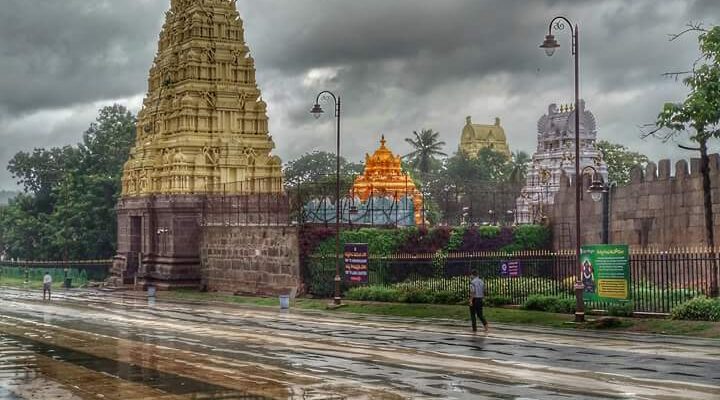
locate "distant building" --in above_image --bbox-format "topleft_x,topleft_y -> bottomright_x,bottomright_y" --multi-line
516,100 -> 607,224
459,116 -> 511,158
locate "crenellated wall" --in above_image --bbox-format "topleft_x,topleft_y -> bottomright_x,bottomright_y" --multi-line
551,154 -> 720,249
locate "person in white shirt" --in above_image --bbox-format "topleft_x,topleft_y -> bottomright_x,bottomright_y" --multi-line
469,269 -> 489,333
43,272 -> 52,301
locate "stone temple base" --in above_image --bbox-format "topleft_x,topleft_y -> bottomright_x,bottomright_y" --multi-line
115,195 -> 204,289
114,194 -> 300,294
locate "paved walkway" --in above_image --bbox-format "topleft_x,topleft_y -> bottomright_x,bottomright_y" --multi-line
1,287 -> 718,399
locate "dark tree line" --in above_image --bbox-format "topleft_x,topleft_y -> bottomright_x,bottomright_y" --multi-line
0,105 -> 136,260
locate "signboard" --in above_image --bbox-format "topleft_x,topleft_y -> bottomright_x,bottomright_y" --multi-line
344,243 -> 369,284
581,244 -> 631,302
500,260 -> 521,277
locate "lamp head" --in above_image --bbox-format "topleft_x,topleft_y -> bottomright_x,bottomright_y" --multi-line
310,103 -> 324,119
540,34 -> 560,57
587,179 -> 607,203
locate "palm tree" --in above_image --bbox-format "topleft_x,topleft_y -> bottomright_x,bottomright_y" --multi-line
403,129 -> 447,176
509,151 -> 531,184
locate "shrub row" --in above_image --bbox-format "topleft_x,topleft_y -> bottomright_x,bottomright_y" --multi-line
671,297 -> 720,322
521,295 -> 576,314
345,284 -> 512,306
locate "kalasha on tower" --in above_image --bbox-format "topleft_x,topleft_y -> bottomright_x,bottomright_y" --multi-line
114,0 -> 286,288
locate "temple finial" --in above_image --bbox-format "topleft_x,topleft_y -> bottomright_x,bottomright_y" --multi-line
380,135 -> 386,147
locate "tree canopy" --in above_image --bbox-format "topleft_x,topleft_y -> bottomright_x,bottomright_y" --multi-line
283,151 -> 364,189
0,104 -> 136,260
649,24 -> 720,268
597,140 -> 649,185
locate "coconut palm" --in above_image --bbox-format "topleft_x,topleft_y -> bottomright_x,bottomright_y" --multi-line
403,129 -> 447,176
509,151 -> 531,184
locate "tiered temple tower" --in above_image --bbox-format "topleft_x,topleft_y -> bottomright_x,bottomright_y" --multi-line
516,100 -> 607,224
114,0 -> 284,288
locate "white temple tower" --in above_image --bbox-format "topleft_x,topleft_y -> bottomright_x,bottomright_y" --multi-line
516,100 -> 607,224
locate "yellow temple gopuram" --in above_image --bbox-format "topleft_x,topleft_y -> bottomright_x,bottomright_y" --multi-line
352,136 -> 424,225
120,0 -> 283,197
459,116 -> 511,158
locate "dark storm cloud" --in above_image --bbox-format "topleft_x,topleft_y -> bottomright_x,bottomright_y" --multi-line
0,0 -> 165,115
1,0 -> 719,189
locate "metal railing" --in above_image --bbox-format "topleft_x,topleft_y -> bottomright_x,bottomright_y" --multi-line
306,248 -> 719,313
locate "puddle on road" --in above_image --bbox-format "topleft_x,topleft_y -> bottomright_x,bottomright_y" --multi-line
0,333 -> 268,399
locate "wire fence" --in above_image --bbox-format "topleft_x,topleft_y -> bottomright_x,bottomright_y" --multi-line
306,248 -> 719,314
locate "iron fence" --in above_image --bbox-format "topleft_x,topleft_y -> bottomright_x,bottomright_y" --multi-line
199,178 -> 292,226
306,248 -> 719,314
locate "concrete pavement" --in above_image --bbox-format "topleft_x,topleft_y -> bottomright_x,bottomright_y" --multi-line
0,287 -> 718,399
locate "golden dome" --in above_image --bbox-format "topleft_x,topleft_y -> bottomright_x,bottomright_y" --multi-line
352,135 -> 424,225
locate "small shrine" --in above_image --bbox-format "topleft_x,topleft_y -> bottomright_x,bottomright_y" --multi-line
459,116 -> 511,158
354,136 -> 422,204
303,136 -> 423,226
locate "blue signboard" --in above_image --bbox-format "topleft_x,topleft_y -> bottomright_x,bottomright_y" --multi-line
344,243 -> 369,284
500,260 -> 521,277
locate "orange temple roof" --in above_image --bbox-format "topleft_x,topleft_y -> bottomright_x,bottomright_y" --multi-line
351,136 -> 423,225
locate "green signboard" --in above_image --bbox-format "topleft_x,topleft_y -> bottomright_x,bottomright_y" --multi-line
580,244 -> 631,302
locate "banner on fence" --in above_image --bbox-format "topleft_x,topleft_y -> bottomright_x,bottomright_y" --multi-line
581,244 -> 631,302
500,260 -> 521,277
344,243 -> 369,284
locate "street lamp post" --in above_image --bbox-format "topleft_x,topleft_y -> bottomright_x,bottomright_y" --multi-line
311,91 -> 343,305
540,16 -> 586,322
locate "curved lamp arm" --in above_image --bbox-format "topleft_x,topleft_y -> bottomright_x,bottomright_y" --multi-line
312,90 -> 340,117
544,16 -> 577,56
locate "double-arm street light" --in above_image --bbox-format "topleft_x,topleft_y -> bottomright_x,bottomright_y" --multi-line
311,91 -> 343,305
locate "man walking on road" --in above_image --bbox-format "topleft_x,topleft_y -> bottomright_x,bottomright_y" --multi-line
43,272 -> 52,301
469,269 -> 488,333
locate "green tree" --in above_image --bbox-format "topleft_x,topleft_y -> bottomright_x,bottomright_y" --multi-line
0,104 -> 136,260
283,151 -> 363,189
403,129 -> 447,176
8,146 -> 81,212
597,140 -> 649,185
508,151 -> 531,184
79,104 -> 137,177
648,24 -> 720,295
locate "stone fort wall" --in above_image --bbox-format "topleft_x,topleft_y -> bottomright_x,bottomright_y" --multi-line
200,225 -> 300,295
551,154 -> 720,249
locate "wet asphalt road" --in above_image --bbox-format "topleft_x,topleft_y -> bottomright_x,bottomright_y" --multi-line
0,287 -> 719,399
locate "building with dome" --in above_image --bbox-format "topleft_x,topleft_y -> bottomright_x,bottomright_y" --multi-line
459,116 -> 511,158
353,136 -> 423,225
303,136 -> 423,226
516,100 -> 607,224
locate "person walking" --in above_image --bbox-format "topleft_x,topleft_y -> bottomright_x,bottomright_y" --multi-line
43,272 -> 52,301
469,269 -> 489,333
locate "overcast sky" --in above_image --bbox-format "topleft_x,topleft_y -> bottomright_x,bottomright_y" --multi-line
0,0 -> 718,190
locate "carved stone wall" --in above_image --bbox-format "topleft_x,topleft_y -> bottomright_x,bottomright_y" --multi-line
551,154 -> 720,249
200,225 -> 300,295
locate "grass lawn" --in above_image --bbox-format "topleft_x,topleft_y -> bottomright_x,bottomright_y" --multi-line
163,290 -> 720,339
0,277 -> 44,289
